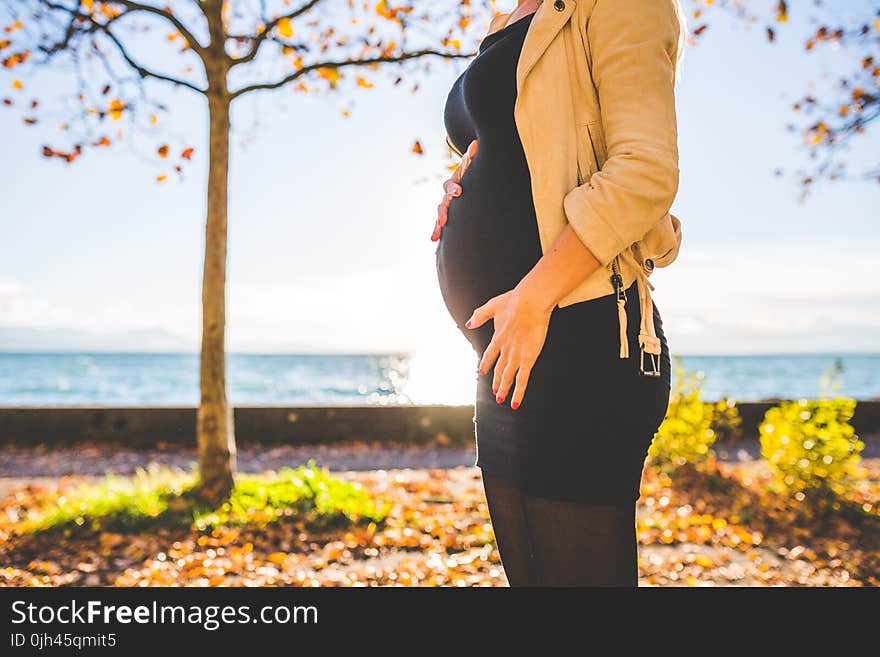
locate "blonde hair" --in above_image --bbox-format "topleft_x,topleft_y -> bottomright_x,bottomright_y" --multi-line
671,0 -> 688,85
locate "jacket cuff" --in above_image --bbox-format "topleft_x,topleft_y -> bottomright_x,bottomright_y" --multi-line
562,186 -> 626,268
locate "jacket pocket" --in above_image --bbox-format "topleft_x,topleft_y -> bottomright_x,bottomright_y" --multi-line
575,121 -> 600,183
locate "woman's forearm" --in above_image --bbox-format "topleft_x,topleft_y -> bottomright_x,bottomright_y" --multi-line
515,225 -> 603,313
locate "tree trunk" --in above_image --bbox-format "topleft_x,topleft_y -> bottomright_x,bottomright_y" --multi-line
197,86 -> 235,504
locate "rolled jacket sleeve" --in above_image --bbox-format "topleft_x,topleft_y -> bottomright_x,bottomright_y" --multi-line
563,0 -> 682,268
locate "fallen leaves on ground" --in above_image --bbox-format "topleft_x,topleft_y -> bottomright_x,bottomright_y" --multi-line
1,458 -> 877,587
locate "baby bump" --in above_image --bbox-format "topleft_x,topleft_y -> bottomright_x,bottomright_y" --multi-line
435,165 -> 542,329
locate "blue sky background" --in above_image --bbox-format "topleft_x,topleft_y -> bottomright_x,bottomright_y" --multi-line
1,0 -> 878,357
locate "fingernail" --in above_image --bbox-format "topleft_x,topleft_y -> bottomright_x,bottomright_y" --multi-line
496,395 -> 504,404
464,320 -> 471,328
492,384 -> 497,394
511,401 -> 520,410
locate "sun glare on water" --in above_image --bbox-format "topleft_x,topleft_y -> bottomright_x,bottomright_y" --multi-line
401,336 -> 477,406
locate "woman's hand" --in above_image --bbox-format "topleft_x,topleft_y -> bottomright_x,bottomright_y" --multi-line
465,282 -> 554,410
431,139 -> 478,241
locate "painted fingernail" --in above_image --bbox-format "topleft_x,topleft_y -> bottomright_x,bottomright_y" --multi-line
492,384 -> 497,394
511,401 -> 520,410
464,320 -> 472,328
496,395 -> 504,404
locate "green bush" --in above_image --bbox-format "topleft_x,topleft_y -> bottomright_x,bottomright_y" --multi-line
710,397 -> 743,443
760,397 -> 864,499
20,462 -> 388,534
648,362 -> 731,470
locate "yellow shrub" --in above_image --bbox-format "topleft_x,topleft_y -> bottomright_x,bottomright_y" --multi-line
760,397 -> 864,499
648,363 -> 728,470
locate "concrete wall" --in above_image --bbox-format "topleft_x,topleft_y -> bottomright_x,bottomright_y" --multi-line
0,401 -> 879,447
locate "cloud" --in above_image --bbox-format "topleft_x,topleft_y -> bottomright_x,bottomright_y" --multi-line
653,239 -> 880,353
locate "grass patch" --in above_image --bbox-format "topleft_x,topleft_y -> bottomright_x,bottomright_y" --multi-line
18,462 -> 388,535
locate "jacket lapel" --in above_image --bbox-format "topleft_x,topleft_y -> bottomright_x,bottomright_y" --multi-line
517,0 -> 577,91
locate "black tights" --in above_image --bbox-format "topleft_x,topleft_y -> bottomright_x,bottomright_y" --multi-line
482,472 -> 639,587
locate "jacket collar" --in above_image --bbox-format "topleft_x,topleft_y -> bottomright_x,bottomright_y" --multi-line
517,0 -> 577,91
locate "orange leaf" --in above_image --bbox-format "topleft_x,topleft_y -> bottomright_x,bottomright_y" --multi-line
356,77 -> 374,88
277,17 -> 294,38
157,144 -> 169,158
11,78 -> 22,90
156,174 -> 167,182
317,67 -> 340,86
108,99 -> 125,121
412,140 -> 423,155
150,114 -> 158,125
181,147 -> 194,160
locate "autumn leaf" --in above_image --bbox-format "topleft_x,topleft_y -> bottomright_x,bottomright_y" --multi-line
22,117 -> 36,125
0,39 -> 10,51
157,144 -> 169,158
766,28 -> 775,42
82,0 -> 94,11
317,67 -> 341,87
156,174 -> 168,182
693,24 -> 708,37
775,0 -> 788,23
150,114 -> 158,126
12,78 -> 22,91
277,17 -> 294,39
92,136 -> 111,147
108,99 -> 125,121
356,77 -> 374,89
412,140 -> 423,155
181,147 -> 194,160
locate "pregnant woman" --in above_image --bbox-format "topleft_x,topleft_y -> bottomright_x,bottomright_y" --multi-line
432,0 -> 685,586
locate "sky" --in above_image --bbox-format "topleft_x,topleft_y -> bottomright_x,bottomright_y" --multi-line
1,1 -> 879,357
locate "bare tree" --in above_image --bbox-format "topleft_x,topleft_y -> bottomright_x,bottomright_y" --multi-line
1,0 -> 483,503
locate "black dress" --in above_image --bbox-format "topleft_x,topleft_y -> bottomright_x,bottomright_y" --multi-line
436,12 -> 672,504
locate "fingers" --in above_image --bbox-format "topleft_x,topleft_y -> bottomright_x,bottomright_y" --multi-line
430,221 -> 441,241
443,180 -> 462,197
510,364 -> 533,411
479,335 -> 500,377
489,354 -> 532,409
466,139 -> 479,160
495,355 -> 517,403
465,299 -> 495,329
437,194 -> 451,228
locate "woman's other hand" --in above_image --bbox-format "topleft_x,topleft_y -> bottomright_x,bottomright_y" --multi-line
465,282 -> 554,410
431,139 -> 478,242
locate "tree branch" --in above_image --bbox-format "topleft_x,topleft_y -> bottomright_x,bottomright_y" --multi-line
230,49 -> 474,99
38,1 -> 205,94
101,26 -> 206,94
229,0 -> 323,67
95,0 -> 207,56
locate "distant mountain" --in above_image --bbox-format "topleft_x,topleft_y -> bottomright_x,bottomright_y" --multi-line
0,325 -> 196,352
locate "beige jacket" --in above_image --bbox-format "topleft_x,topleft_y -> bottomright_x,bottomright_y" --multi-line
445,0 -> 684,376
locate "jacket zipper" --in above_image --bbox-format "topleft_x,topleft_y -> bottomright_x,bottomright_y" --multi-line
610,256 -> 625,303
